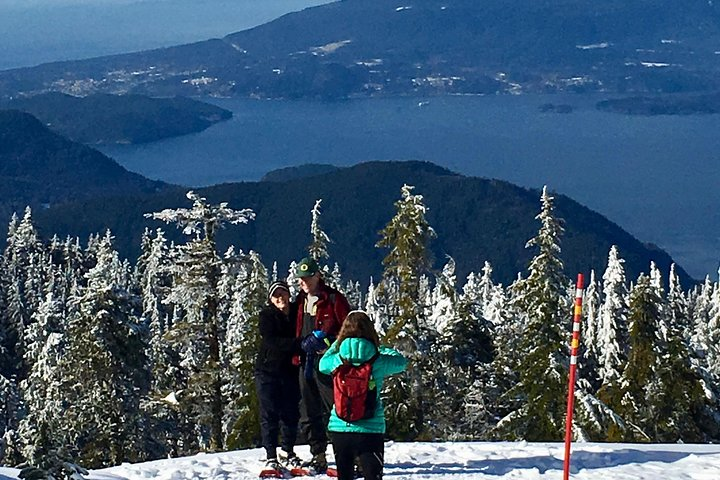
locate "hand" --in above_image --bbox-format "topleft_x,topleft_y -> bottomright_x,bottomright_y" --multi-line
301,332 -> 331,353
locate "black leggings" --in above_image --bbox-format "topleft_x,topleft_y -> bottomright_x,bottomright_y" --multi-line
331,432 -> 384,480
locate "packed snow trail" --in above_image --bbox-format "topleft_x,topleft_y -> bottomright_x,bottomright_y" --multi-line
3,441 -> 720,479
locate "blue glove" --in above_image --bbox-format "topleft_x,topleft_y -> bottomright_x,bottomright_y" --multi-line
301,331 -> 331,353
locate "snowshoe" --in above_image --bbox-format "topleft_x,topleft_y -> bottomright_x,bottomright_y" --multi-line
259,458 -> 291,478
289,467 -> 312,477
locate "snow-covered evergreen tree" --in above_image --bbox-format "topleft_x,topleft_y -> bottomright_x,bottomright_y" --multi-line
145,191 -> 254,452
16,291 -> 67,468
344,280 -> 362,310
579,269 -> 600,388
223,251 -> 266,449
432,257 -> 495,439
497,186 -> 569,441
376,184 -> 436,440
1,208 -> 47,380
307,199 -> 330,264
596,246 -> 629,387
58,232 -> 148,467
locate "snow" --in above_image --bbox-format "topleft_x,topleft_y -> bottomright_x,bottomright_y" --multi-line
576,43 -> 610,50
640,62 -> 671,68
4,442 -> 720,479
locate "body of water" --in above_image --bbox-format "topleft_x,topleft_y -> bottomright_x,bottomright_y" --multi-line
99,94 -> 720,281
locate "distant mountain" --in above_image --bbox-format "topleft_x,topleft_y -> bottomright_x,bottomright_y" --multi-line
30,160 -> 694,288
0,110 -> 171,220
3,92 -> 231,144
1,0 -> 720,99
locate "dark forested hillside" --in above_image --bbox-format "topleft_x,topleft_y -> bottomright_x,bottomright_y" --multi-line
1,0 -> 719,99
28,160 -> 692,287
3,93 -> 232,144
0,110 -> 171,220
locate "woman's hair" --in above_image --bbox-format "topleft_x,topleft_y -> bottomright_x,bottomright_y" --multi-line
336,310 -> 380,348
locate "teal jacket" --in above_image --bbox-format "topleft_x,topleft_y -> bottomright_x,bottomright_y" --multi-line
319,337 -> 407,434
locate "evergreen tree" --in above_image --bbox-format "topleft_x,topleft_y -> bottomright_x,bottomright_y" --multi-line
1,208 -> 47,380
58,232 -> 148,467
433,257 -> 495,439
497,186 -> 569,441
146,191 -> 254,451
0,374 -> 21,465
608,274 -> 658,441
376,184 -> 436,440
579,269 -> 600,389
16,291 -> 67,468
307,199 -> 331,264
223,251 -> 266,449
365,278 -> 389,337
596,246 -> 629,387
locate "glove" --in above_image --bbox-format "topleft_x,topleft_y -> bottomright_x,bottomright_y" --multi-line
301,331 -> 331,353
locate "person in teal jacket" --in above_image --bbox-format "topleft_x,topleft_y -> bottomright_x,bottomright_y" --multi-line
318,310 -> 407,480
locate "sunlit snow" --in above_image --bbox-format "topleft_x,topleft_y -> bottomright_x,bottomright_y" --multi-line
2,442 -> 719,479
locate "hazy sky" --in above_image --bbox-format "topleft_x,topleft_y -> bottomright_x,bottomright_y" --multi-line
0,0 -> 332,69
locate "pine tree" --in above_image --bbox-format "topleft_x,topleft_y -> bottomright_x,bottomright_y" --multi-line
433,258 -> 495,439
145,191 -> 254,451
58,232 -> 148,467
578,269 -> 600,389
611,274 -> 661,441
497,186 -> 569,441
223,251 -> 266,449
376,184 -> 436,440
0,373 -> 21,465
1,208 -> 47,380
16,291 -> 67,468
307,199 -> 331,264
596,246 -> 629,387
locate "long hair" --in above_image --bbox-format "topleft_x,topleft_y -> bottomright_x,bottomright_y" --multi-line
336,310 -> 380,348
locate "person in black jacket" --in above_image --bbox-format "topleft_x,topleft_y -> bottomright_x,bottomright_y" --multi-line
255,280 -> 303,472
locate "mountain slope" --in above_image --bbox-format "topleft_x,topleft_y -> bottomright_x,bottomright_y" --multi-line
1,0 -> 720,99
31,160 -> 693,287
0,110 -> 171,219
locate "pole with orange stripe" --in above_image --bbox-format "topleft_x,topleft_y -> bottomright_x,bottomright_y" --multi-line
563,273 -> 584,480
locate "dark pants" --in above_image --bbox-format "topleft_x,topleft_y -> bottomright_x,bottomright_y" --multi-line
331,432 -> 384,480
255,370 -> 300,459
299,360 -> 334,455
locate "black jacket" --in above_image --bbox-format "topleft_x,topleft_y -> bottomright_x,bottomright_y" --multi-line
255,302 -> 300,376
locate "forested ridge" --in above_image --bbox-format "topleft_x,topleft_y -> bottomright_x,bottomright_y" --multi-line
1,186 -> 718,479
30,161 -> 693,288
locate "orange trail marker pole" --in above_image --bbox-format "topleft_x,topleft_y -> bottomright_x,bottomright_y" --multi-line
563,273 -> 584,480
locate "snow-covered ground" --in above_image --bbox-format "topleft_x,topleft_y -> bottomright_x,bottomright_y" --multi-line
3,441 -> 720,479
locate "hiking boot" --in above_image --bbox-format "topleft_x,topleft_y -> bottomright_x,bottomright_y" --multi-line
279,451 -> 303,469
302,452 -> 328,473
264,457 -> 288,474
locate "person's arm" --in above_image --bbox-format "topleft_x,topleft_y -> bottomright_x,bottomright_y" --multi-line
375,345 -> 408,377
318,342 -> 342,375
259,309 -> 299,353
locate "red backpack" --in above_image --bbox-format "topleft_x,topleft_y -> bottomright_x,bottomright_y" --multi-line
332,351 -> 379,422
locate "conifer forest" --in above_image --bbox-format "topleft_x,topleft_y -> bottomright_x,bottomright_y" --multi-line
1,186 -> 719,475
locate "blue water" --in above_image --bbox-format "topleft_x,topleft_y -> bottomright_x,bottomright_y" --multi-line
98,94 -> 720,280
